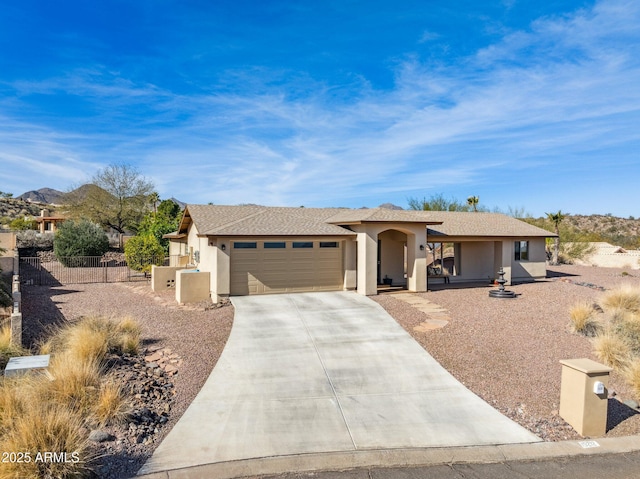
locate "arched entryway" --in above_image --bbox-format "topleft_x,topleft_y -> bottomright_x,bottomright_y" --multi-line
377,229 -> 408,288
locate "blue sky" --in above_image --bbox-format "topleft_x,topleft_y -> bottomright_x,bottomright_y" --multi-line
1,0 -> 638,217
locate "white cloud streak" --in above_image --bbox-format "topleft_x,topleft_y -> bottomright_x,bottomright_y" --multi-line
1,0 -> 638,215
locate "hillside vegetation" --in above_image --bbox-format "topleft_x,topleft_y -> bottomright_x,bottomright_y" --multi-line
2,194 -> 639,250
0,198 -> 48,225
523,214 -> 640,250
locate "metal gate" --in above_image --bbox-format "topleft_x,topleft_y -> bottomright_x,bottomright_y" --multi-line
19,256 -> 166,286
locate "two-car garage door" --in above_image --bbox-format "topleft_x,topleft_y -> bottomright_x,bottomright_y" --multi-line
230,240 -> 344,295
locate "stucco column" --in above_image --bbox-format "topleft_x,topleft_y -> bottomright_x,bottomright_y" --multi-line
214,241 -> 231,300
343,238 -> 357,290
500,240 -> 513,285
356,228 -> 378,295
406,228 -> 427,292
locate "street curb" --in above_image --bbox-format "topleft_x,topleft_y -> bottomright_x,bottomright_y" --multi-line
137,435 -> 640,478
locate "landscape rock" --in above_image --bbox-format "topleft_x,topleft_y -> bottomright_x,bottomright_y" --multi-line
89,430 -> 115,443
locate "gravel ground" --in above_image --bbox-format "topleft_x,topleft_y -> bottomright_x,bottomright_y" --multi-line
21,281 -> 233,478
18,264 -> 640,476
372,264 -> 640,441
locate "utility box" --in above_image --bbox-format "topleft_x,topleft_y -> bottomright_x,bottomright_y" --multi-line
559,358 -> 612,436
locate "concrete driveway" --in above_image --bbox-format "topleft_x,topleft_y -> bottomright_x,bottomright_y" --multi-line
140,292 -> 540,475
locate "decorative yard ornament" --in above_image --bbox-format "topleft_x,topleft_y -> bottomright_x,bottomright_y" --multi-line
489,267 -> 516,298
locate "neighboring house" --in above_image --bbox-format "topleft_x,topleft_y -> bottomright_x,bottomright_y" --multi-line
571,242 -> 640,270
34,209 -> 66,234
165,205 -> 556,301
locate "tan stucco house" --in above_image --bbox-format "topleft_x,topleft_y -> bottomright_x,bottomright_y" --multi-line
165,205 -> 555,302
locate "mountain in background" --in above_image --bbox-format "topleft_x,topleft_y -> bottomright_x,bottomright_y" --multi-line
17,186 -> 185,208
168,197 -> 186,209
17,187 -> 65,204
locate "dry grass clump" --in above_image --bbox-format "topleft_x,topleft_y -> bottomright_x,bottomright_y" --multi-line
40,315 -> 141,359
0,403 -> 91,479
569,302 -> 601,337
601,285 -> 640,314
612,314 -> 640,355
0,325 -> 28,370
577,286 -> 640,400
94,380 -> 130,426
114,315 -> 142,355
624,359 -> 640,400
45,353 -> 103,415
591,332 -> 632,369
0,315 -> 142,478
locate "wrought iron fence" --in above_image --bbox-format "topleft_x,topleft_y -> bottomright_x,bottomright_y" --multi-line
19,255 -> 170,286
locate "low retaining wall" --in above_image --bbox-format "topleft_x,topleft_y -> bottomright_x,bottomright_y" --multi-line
151,266 -> 187,292
176,270 -> 210,304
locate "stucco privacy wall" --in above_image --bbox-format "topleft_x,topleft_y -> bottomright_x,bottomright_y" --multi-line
151,266 -> 186,292
176,269 -> 210,303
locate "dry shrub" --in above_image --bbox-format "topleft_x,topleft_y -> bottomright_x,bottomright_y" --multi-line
612,314 -> 640,355
0,326 -> 28,370
0,403 -> 91,479
0,378 -> 27,433
117,315 -> 141,336
118,332 -> 140,355
624,359 -> 640,400
41,315 -> 142,359
113,316 -> 141,355
94,380 -> 130,426
0,315 -> 142,478
569,302 -> 601,336
65,322 -> 110,363
601,285 -> 640,314
45,353 -> 102,415
591,332 -> 632,369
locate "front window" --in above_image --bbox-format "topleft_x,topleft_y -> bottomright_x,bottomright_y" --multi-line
234,242 -> 257,249
515,241 -> 529,261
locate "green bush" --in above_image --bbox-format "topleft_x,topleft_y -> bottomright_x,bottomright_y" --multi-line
9,217 -> 37,231
124,235 -> 165,274
53,220 -> 109,266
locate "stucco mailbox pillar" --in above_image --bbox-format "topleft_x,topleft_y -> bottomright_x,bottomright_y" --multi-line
559,358 -> 612,436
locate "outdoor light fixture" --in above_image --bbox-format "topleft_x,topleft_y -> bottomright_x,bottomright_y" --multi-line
419,245 -> 425,251
221,244 -> 226,251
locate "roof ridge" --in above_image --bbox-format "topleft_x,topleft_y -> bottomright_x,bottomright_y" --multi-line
198,206 -> 269,235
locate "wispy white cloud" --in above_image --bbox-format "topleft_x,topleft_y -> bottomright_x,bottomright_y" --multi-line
1,0 -> 638,216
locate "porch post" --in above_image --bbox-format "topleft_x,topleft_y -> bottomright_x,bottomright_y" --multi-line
501,240 -> 513,285
356,228 -> 378,295
214,240 -> 231,300
407,227 -> 427,292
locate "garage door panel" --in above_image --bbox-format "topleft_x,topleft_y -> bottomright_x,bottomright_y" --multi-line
230,241 -> 343,295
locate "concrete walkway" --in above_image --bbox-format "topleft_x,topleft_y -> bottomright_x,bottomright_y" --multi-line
139,292 -> 540,476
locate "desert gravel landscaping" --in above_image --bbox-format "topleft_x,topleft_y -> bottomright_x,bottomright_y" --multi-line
373,264 -> 640,441
21,282 -> 233,478
17,264 -> 640,477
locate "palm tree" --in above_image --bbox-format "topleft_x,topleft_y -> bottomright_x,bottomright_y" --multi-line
467,195 -> 479,212
546,210 -> 566,265
149,192 -> 160,215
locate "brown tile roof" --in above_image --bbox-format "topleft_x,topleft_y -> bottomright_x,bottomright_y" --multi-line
186,205 -> 356,236
326,208 -> 442,224
181,205 -> 556,238
425,211 -> 556,238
